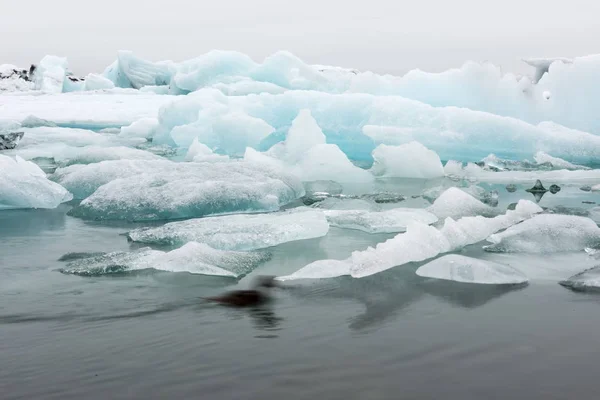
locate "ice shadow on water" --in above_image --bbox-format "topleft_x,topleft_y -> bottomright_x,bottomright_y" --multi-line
0,204 -> 69,237
281,257 -> 527,333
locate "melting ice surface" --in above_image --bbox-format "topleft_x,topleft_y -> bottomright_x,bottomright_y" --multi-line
126,208 -> 329,250
484,215 -> 600,253
415,254 -> 529,285
324,208 -> 438,234
559,266 -> 600,291
0,155 -> 72,210
58,242 -> 271,277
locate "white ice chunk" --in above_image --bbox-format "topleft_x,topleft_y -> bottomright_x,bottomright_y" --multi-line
83,74 -> 115,91
126,207 -> 329,250
427,187 -> 496,219
324,207 -> 438,233
416,254 -> 528,284
34,55 -> 68,93
559,266 -> 600,291
266,109 -> 326,163
370,142 -> 444,178
119,118 -> 160,140
293,143 -> 374,183
104,50 -> 175,89
58,242 -> 270,277
184,138 -> 229,162
0,155 -> 72,210
485,214 -> 600,253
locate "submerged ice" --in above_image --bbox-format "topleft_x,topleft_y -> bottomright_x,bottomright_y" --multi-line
58,242 -> 271,277
416,254 -> 528,285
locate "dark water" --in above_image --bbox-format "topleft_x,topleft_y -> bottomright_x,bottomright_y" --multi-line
2,182 -> 600,399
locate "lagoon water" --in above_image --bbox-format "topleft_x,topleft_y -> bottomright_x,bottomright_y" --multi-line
2,180 -> 600,400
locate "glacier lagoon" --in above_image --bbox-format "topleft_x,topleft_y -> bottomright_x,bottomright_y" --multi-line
2,52 -> 600,399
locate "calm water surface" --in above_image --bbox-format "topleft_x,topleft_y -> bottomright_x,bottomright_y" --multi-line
2,181 -> 600,400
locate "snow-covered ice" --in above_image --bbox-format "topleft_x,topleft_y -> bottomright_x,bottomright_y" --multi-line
126,207 -> 329,250
416,254 -> 528,285
427,187 -> 496,219
559,266 -> 600,291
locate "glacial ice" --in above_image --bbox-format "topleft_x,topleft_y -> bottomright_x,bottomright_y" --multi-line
427,187 -> 496,220
484,215 -> 600,253
119,118 -> 159,140
370,142 -> 444,178
415,254 -> 528,285
126,207 -> 329,250
58,159 -> 304,220
0,64 -> 33,92
34,56 -> 69,94
559,266 -> 600,291
103,50 -> 175,89
83,74 -> 115,91
17,145 -> 163,166
0,155 -> 73,210
324,208 -> 438,234
150,88 -> 600,163
281,199 -> 542,280
58,242 -> 270,277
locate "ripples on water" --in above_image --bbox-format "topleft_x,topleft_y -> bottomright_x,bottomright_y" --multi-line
2,183 -> 600,399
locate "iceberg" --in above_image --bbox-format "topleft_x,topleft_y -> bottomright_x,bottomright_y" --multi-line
119,118 -> 159,140
0,64 -> 34,92
33,55 -> 69,94
245,109 -> 373,183
484,214 -> 600,253
58,242 -> 270,277
0,155 -> 73,210
426,187 -> 496,220
370,142 -> 444,178
103,50 -> 175,89
415,254 -> 528,285
126,208 -> 329,250
58,159 -> 304,221
281,199 -> 542,280
0,120 -> 24,150
324,207 -> 438,234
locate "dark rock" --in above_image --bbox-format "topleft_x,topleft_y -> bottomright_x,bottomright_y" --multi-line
580,185 -> 592,192
505,184 -> 517,193
0,131 -> 24,150
549,184 -> 561,194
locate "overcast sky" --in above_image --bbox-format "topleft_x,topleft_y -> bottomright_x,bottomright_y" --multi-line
2,0 -> 599,76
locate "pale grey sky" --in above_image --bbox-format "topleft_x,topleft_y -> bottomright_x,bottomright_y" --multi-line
2,0 -> 599,76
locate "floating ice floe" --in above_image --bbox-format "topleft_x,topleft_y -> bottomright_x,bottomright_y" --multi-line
184,138 -> 229,162
559,266 -> 600,291
278,198 -> 542,281
56,159 -> 304,221
0,155 -> 72,210
415,254 -> 528,285
58,242 -> 270,277
324,207 -> 438,233
484,214 -> 600,253
426,187 -> 496,220
126,208 -> 329,250
533,151 -> 589,170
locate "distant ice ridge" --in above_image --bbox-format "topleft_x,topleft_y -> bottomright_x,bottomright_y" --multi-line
53,159 -> 304,221
484,215 -> 600,253
444,160 -> 600,183
0,155 -> 72,210
0,64 -> 34,92
277,190 -> 543,280
324,208 -> 438,233
416,255 -> 528,285
126,207 -> 329,250
58,242 -> 270,277
152,89 -> 600,164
